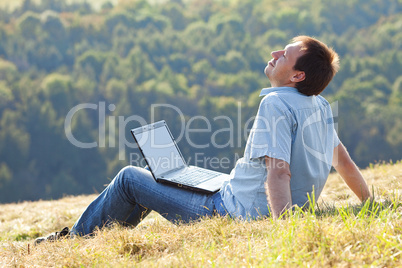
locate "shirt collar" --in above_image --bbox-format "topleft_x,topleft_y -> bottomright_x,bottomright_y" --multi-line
259,87 -> 298,97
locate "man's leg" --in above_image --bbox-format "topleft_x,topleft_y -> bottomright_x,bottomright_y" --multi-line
71,166 -> 216,236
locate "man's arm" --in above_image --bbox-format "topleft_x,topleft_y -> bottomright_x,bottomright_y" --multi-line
332,142 -> 371,202
265,156 -> 292,219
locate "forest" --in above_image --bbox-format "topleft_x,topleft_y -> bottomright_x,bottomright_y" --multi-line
0,0 -> 401,203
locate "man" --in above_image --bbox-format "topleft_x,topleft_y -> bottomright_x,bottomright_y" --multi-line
35,36 -> 371,244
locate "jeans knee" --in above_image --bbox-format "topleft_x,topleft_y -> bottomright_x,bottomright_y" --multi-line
114,166 -> 144,186
119,166 -> 136,176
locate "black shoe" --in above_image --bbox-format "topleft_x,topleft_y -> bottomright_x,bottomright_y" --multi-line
34,227 -> 70,246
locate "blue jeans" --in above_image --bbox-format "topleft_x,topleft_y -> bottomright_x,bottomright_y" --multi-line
71,166 -> 227,236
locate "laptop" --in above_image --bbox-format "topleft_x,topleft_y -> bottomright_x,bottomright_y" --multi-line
131,120 -> 229,193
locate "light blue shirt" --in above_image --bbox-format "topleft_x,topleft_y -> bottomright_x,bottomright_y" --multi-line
220,87 -> 340,219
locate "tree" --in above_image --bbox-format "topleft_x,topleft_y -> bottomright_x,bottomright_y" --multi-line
216,50 -> 249,74
76,50 -> 107,81
41,73 -> 73,117
17,11 -> 41,39
160,2 -> 188,30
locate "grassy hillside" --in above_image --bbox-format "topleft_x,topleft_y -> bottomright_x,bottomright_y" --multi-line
0,161 -> 401,267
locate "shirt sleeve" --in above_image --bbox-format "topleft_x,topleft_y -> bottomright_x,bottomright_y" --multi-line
333,127 -> 340,148
247,96 -> 293,164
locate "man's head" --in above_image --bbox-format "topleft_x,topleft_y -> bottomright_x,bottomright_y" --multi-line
264,36 -> 340,96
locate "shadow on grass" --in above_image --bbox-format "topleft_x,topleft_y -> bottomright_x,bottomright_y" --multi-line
313,198 -> 402,218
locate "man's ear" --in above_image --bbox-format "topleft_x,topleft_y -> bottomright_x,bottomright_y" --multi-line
291,71 -> 305,83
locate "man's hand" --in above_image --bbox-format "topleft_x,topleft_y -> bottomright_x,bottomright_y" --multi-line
265,156 -> 292,219
332,142 -> 371,202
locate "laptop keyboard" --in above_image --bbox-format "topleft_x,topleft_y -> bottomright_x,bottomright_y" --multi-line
168,168 -> 221,186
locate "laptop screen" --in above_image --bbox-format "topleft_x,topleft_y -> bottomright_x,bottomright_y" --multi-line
133,122 -> 186,177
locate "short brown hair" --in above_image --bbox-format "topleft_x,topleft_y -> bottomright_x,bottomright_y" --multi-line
292,36 -> 340,96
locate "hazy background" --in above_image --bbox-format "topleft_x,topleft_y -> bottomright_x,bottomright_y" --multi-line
0,0 -> 401,203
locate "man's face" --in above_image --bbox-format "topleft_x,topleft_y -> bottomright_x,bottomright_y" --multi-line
264,41 -> 305,87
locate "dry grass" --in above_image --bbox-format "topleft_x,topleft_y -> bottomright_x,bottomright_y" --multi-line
0,161 -> 401,267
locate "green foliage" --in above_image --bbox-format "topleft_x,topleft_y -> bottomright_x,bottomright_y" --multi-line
0,82 -> 13,106
76,50 -> 108,81
103,78 -> 127,103
216,50 -> 248,74
41,73 -> 73,116
160,2 -> 190,30
0,59 -> 18,81
0,163 -> 12,188
390,76 -> 402,106
0,0 -> 401,202
17,11 -> 41,38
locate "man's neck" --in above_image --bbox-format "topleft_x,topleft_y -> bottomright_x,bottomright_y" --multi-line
270,81 -> 297,88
